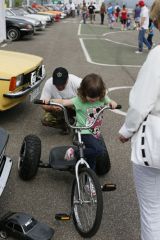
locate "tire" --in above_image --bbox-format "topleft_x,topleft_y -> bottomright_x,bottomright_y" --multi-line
96,137 -> 111,175
71,168 -> 103,238
7,27 -> 20,41
18,135 -> 41,180
0,231 -> 7,239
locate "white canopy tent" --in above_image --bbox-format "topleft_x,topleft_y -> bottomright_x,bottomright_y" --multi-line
0,0 -> 6,43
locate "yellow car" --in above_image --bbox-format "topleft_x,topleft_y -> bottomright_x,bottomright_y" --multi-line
0,50 -> 46,111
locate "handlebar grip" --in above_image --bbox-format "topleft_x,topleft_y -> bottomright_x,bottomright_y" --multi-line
116,104 -> 122,109
33,99 -> 44,104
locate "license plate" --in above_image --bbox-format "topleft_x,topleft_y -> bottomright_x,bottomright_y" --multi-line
30,87 -> 40,102
31,71 -> 37,86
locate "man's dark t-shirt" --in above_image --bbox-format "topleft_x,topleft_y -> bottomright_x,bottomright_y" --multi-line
88,5 -> 95,14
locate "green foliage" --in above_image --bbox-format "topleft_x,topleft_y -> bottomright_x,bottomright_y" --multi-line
15,0 -> 23,7
5,0 -> 23,7
5,0 -> 9,7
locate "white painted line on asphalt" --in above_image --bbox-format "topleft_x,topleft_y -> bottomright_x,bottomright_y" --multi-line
108,86 -> 132,116
79,38 -> 92,62
1,44 -> 7,47
102,30 -> 134,36
105,38 -> 137,48
79,38 -> 141,68
108,86 -> 132,91
78,23 -> 81,35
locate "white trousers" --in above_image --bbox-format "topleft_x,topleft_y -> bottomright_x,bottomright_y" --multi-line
133,163 -> 160,240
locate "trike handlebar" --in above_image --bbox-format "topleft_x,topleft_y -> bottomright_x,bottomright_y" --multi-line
34,99 -> 121,130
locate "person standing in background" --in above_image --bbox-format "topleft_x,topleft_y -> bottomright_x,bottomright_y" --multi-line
133,3 -> 141,30
120,4 -> 128,30
77,4 -> 80,16
81,2 -> 88,24
135,0 -> 151,53
70,2 -> 76,17
88,2 -> 95,24
100,2 -> 106,25
107,2 -> 114,29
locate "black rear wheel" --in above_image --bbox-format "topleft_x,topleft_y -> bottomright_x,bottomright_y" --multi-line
71,168 -> 103,238
18,135 -> 41,180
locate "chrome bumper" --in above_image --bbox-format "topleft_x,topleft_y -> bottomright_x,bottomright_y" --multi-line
4,66 -> 46,99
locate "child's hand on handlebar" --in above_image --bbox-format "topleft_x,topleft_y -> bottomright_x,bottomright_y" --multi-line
109,100 -> 118,109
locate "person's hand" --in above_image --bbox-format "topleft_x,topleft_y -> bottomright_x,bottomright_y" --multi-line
52,106 -> 62,112
109,100 -> 117,109
119,134 -> 129,143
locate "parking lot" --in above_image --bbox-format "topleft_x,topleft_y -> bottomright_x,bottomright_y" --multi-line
1,14 -> 160,240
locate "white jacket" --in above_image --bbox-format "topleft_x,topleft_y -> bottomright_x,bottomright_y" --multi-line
119,46 -> 160,167
119,46 -> 160,138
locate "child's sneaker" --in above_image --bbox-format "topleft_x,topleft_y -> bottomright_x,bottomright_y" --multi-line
84,182 -> 96,196
64,147 -> 74,161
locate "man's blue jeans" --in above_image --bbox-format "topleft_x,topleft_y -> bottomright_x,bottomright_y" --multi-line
138,28 -> 151,52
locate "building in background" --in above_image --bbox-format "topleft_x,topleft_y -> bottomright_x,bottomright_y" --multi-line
0,0 -> 6,43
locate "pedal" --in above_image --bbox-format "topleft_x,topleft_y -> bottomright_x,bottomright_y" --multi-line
55,213 -> 71,221
101,183 -> 116,192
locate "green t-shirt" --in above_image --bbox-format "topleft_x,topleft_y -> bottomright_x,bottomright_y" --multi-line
71,96 -> 111,138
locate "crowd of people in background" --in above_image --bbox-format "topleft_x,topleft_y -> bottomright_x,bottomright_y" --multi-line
64,0 -> 153,36
66,1 -> 155,52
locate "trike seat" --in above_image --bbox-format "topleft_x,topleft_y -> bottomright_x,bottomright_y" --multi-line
49,146 -> 78,171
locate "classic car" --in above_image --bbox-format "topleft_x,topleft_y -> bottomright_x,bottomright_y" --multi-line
6,9 -> 44,31
25,6 -> 54,23
0,50 -> 46,111
0,212 -> 54,240
6,8 -> 47,29
31,3 -> 63,20
24,6 -> 54,24
6,17 -> 34,41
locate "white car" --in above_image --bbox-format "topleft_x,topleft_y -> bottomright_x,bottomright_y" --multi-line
6,8 -> 46,29
24,6 -> 54,25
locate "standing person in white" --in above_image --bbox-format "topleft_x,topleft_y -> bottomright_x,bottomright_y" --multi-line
135,0 -> 151,53
40,67 -> 82,134
119,1 -> 160,239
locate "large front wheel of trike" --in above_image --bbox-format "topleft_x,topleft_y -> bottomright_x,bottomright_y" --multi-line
18,135 -> 41,180
71,168 -> 103,238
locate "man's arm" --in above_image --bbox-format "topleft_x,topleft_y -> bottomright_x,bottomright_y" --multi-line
140,16 -> 146,27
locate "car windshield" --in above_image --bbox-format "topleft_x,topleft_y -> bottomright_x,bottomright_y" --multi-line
27,8 -> 35,14
20,9 -> 29,15
5,10 -> 14,16
12,9 -> 25,16
23,218 -> 37,232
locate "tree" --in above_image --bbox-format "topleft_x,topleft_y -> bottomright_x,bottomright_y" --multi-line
15,0 -> 23,6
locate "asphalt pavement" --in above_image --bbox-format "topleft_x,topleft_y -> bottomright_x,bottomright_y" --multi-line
1,14 -> 159,240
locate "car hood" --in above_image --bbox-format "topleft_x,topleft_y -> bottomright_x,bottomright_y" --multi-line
27,222 -> 54,240
6,15 -> 38,24
0,50 -> 43,79
25,13 -> 49,21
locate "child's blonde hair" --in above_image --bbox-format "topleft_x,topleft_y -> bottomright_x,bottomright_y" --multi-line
78,73 -> 106,102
